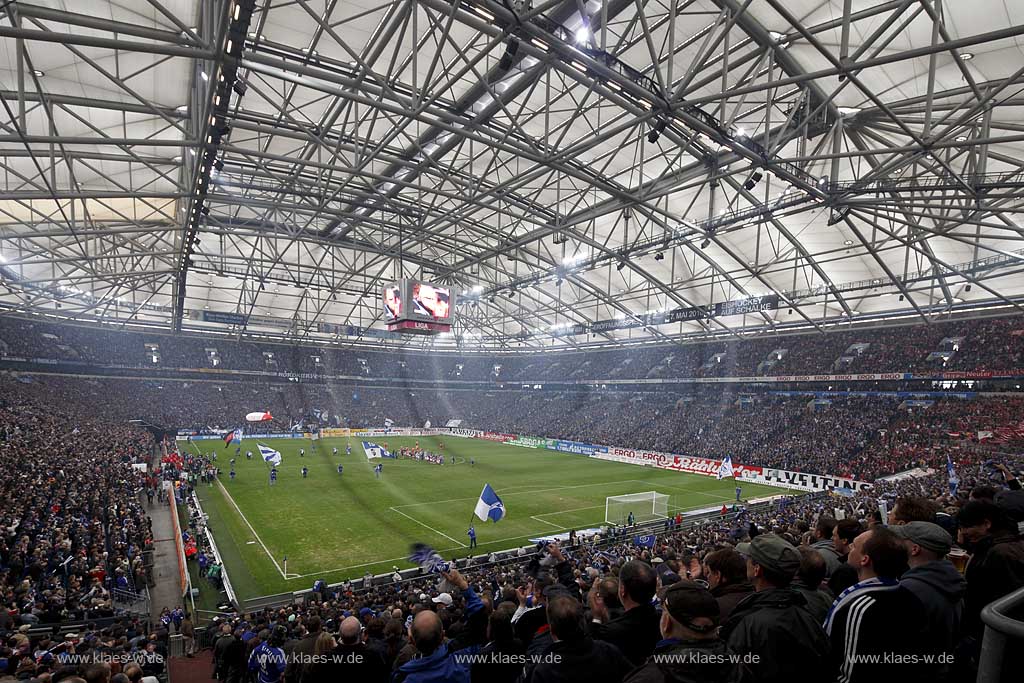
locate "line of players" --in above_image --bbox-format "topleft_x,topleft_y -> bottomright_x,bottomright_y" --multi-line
231,442 -> 390,485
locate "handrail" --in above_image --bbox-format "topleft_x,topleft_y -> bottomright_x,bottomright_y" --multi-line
977,584 -> 1024,682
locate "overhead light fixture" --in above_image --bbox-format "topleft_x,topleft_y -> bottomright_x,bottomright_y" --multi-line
955,135 -> 968,143
837,107 -> 861,117
172,156 -> 182,163
700,238 -> 711,249
200,71 -> 209,81
827,206 -> 851,226
31,69 -> 45,77
961,52 -> 975,61
647,118 -> 667,144
575,27 -> 591,45
843,239 -> 854,246
742,171 -> 764,191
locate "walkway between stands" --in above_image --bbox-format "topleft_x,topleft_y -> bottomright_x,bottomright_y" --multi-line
148,450 -> 185,617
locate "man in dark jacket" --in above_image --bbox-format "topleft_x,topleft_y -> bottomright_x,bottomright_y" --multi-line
328,616 -> 388,683
702,548 -> 753,621
892,522 -> 964,682
524,595 -> 632,683
720,534 -> 832,683
957,500 -> 1024,638
955,500 -> 1024,680
793,547 -> 833,624
588,560 -> 661,666
810,517 -> 841,578
824,527 -> 930,683
283,616 -> 321,683
624,581 -> 738,683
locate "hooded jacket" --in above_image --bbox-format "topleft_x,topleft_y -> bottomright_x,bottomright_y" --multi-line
962,531 -> 1024,638
810,540 -> 842,578
392,642 -> 469,683
710,582 -> 754,622
900,560 -> 965,658
720,587 -> 833,683
623,637 -> 740,683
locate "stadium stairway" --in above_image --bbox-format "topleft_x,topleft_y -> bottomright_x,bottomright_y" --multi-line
167,649 -> 216,683
148,452 -> 185,616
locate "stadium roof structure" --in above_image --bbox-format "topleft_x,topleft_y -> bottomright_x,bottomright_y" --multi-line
1,0 -> 1024,350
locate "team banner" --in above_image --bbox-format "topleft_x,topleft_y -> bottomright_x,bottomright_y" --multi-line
506,435 -> 552,449
480,432 -> 516,442
545,440 -> 608,456
758,468 -> 872,492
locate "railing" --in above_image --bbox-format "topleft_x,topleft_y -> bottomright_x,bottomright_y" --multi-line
977,584 -> 1024,682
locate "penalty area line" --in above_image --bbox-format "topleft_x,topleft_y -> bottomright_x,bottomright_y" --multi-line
389,506 -> 468,549
215,479 -> 297,580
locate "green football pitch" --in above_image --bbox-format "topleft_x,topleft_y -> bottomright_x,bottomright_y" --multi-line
184,436 -> 787,601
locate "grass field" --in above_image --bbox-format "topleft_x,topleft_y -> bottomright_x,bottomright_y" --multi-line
185,435 -> 787,601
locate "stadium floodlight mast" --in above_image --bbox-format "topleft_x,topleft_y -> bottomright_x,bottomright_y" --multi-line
605,491 -> 669,527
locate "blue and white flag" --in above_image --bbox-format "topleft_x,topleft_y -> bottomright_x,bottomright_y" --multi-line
474,483 -> 506,523
257,442 -> 282,466
362,441 -> 388,459
383,418 -> 394,429
947,454 -> 959,496
716,455 -> 735,480
408,543 -> 449,574
634,534 -> 656,548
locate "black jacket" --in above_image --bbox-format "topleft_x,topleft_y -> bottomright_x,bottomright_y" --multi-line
523,636 -> 633,683
720,587 -> 832,683
962,531 -> 1024,638
471,638 -> 526,683
710,582 -> 754,622
823,580 -> 930,683
900,560 -> 965,664
589,602 -> 662,667
792,579 -> 834,625
623,637 -> 740,683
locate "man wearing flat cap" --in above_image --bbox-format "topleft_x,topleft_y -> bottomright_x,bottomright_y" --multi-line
720,534 -> 832,683
891,521 -> 964,682
624,581 -> 738,683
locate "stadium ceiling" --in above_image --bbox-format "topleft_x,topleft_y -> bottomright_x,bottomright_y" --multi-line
2,0 -> 1024,350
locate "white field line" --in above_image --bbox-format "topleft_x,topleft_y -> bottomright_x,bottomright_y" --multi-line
634,481 -> 735,501
389,506 -> 468,548
215,479 -> 296,579
529,516 -> 564,530
391,479 -> 652,510
282,496 -> 733,580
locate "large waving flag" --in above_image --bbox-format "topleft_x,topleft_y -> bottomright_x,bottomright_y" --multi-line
474,484 -> 506,523
223,428 -> 241,448
634,534 -> 656,548
716,455 -> 735,480
257,442 -> 282,466
947,454 -> 959,496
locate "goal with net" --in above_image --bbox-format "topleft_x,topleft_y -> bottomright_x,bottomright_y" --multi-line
605,491 -> 670,527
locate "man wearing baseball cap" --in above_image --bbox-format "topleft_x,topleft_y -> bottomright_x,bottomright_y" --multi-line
720,534 -> 832,683
892,522 -> 964,682
624,581 -> 738,683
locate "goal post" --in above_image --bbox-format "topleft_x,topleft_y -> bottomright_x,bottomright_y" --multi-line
605,491 -> 670,527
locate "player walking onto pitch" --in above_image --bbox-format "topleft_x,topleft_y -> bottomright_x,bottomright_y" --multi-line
346,443 -> 351,455
337,463 -> 343,476
467,525 -> 477,549
269,467 -> 278,486
299,448 -> 305,457
246,450 -> 252,460
470,458 -> 475,466
374,463 -> 383,479
627,511 -> 635,527
301,465 -> 308,479
735,485 -> 742,502
332,446 -> 338,456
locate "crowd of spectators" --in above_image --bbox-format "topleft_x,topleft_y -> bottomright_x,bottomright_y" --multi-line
4,373 -> 1024,482
0,380 -> 163,681
3,314 -> 1023,384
